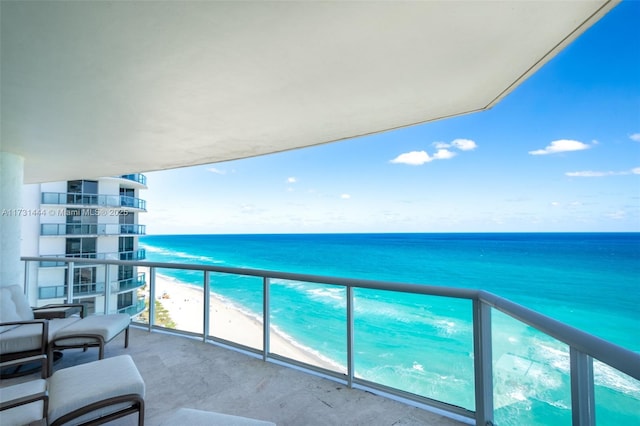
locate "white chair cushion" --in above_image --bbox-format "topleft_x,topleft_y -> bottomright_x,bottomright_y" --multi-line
53,314 -> 130,346
48,354 -> 145,425
160,408 -> 276,426
0,378 -> 47,425
0,318 -> 79,355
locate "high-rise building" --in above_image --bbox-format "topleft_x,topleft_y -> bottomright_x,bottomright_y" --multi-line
20,174 -> 148,316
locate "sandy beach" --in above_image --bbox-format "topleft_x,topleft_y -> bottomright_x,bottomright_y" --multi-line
139,268 -> 341,372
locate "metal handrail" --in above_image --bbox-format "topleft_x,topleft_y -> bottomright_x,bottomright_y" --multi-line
21,256 -> 640,426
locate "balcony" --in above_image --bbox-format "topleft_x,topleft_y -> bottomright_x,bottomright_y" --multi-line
38,282 -> 105,299
41,192 -> 146,211
39,250 -> 145,267
40,223 -> 146,236
119,173 -> 147,186
20,256 -> 640,425
119,249 -> 146,261
118,272 -> 146,292
117,297 -> 146,316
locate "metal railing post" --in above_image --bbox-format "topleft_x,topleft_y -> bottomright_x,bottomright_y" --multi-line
203,271 -> 210,342
104,264 -> 111,314
24,260 -> 30,300
148,267 -> 156,332
66,261 -> 75,304
570,347 -> 596,426
263,277 -> 270,361
347,285 -> 355,388
473,299 -> 494,426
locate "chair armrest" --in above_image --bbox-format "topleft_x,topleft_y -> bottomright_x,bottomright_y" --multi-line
50,393 -> 144,426
0,319 -> 49,356
33,303 -> 85,318
0,390 -> 48,414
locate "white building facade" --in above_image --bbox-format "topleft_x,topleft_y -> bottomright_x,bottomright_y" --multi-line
20,175 -> 147,316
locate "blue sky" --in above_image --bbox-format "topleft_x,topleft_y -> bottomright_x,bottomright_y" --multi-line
145,2 -> 639,235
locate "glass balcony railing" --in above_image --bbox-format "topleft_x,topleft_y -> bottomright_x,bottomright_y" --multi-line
40,223 -> 146,236
119,174 -> 147,186
38,282 -> 105,299
118,298 -> 146,316
39,250 -> 145,266
119,249 -> 146,261
41,192 -> 146,211
118,272 -> 146,292
21,256 -> 640,426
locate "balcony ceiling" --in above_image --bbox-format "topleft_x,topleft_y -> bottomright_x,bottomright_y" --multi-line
1,1 -> 617,184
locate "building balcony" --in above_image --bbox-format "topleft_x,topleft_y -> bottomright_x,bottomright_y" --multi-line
38,282 -> 105,299
119,173 -> 147,186
119,249 -> 146,261
41,192 -> 146,211
20,256 -> 640,426
39,250 -> 145,267
40,223 -> 146,236
117,297 -> 146,316
118,273 -> 146,292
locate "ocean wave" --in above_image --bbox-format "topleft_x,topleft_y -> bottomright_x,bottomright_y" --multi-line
139,243 -> 223,264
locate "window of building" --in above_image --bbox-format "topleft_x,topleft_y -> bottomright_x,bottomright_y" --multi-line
66,237 -> 97,256
118,292 -> 133,310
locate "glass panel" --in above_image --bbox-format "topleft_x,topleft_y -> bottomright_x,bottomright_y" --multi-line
208,273 -> 264,351
268,279 -> 345,371
594,361 -> 640,425
150,267 -> 203,334
492,310 -> 571,425
353,289 -> 473,409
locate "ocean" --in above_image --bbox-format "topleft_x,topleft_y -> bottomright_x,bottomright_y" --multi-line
139,233 -> 639,425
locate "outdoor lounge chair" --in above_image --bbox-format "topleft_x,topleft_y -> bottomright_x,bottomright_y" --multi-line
0,354 -> 145,426
0,285 -> 131,377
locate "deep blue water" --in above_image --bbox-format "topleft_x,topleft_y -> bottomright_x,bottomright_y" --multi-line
139,233 -> 639,425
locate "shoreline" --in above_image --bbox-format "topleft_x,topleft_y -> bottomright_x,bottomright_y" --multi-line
139,267 -> 341,372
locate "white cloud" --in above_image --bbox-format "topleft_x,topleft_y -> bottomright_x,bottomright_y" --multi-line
392,138 -> 476,165
565,167 -> 640,177
433,142 -> 450,149
287,177 -> 297,183
550,202 -> 560,207
529,139 -> 591,155
390,150 -> 432,165
451,138 -> 477,151
630,133 -> 640,142
340,194 -> 351,199
208,167 -> 226,175
433,149 -> 457,160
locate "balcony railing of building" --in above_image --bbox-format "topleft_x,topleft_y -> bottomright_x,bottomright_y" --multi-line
41,192 -> 146,211
39,250 -> 146,267
118,273 -> 146,292
118,297 -> 146,316
40,223 -> 146,236
21,256 -> 640,426
119,249 -> 146,261
119,174 -> 147,186
38,281 -> 106,299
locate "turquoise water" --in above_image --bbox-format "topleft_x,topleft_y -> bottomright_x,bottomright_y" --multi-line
139,233 -> 639,424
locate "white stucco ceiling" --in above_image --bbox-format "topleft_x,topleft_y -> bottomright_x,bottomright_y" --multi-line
0,1 -> 618,183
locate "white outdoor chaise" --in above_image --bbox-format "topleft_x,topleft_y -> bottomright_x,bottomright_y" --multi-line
0,354 -> 145,426
47,313 -> 131,375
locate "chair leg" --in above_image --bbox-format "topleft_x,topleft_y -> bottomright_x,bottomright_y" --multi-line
125,326 -> 130,348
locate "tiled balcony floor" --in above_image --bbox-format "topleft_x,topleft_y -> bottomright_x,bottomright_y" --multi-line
2,327 -> 466,425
